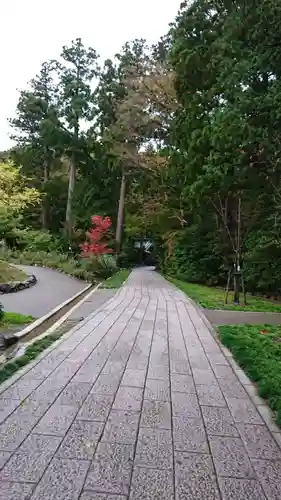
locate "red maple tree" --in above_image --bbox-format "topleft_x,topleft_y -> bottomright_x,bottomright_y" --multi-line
80,215 -> 113,256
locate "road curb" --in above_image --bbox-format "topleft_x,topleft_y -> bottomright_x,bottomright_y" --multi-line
25,283 -> 101,345
4,283 -> 93,347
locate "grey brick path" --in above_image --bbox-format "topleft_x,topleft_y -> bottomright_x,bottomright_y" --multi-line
0,268 -> 281,499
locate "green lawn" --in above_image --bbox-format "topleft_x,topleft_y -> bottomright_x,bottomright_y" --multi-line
0,312 -> 33,327
219,324 -> 281,427
169,277 -> 281,313
102,269 -> 131,289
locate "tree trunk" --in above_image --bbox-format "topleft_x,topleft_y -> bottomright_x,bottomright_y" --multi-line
233,268 -> 240,304
41,154 -> 49,230
65,152 -> 76,241
115,173 -> 126,256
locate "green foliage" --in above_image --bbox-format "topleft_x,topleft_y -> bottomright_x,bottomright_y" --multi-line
159,0 -> 281,298
0,161 -> 41,239
6,3 -> 281,304
11,228 -> 56,252
0,331 -> 63,384
80,254 -> 118,279
0,303 -> 3,321
170,277 -> 281,313
219,324 -> 281,427
102,269 -> 131,289
0,246 -> 119,283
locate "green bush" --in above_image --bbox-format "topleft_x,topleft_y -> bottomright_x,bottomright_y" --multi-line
12,228 -> 56,252
80,254 -> 118,279
0,302 -> 3,321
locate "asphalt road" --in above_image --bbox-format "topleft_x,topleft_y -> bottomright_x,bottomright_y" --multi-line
0,265 -> 87,318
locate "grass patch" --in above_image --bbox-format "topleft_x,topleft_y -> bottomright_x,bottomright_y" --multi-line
0,312 -> 33,327
169,277 -> 281,313
219,324 -> 281,427
102,269 -> 130,289
0,330 -> 63,384
0,261 -> 27,283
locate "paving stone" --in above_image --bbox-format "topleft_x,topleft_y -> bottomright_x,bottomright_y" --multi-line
171,374 -> 196,393
85,442 -> 133,495
189,354 -> 211,370
252,458 -> 281,500
141,400 -> 171,429
0,435 -> 61,482
170,359 -> 191,375
227,398 -> 264,424
102,362 -> 125,377
238,424 -> 281,459
192,368 -> 217,385
169,348 -> 188,363
31,457 -> 90,499
173,415 -> 208,453
197,384 -> 226,407
73,366 -> 101,383
78,393 -> 113,422
57,420 -> 103,459
127,356 -> 149,370
0,451 -> 12,469
172,393 -> 201,418
219,477 -> 267,500
93,374 -> 120,395
147,364 -> 169,380
0,411 -> 39,451
175,451 -> 220,500
203,340 -> 221,354
209,436 -> 255,478
81,494 -> 126,500
57,381 -> 92,406
102,410 -> 140,445
219,378 -> 247,399
207,352 -> 229,366
201,406 -> 239,437
121,369 -> 146,387
113,386 -> 143,411
135,427 -> 173,469
129,467 -> 173,500
29,377 -> 66,403
144,379 -> 170,401
34,403 -> 78,436
212,364 -> 237,379
0,398 -> 20,424
1,377 -> 41,400
3,269 -> 280,499
0,481 -> 34,500
20,433 -> 62,453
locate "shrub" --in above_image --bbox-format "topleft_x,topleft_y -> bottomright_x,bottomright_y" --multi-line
12,228 -> 56,252
80,254 -> 118,279
80,215 -> 113,256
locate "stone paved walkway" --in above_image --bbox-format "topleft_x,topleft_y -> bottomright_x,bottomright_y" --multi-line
0,268 -> 281,499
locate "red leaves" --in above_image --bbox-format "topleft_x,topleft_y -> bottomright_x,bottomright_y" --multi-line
80,215 -> 113,257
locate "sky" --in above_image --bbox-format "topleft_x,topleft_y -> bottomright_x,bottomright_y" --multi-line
0,0 -> 180,151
